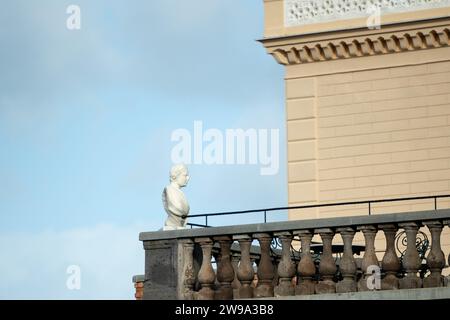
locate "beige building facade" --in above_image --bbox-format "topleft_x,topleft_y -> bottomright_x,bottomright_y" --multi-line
261,0 -> 450,263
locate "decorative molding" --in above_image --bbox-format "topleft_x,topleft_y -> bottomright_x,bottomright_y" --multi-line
262,23 -> 450,65
285,0 -> 450,27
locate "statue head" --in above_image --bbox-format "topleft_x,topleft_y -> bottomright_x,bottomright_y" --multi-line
170,164 -> 190,188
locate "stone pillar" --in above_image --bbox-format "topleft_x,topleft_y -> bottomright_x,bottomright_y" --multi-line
142,239 -> 180,300
234,235 -> 254,298
379,224 -> 400,290
195,237 -> 216,300
274,232 -> 296,296
254,233 -> 275,298
181,240 -> 196,299
358,225 -> 379,291
424,221 -> 445,288
294,230 -> 316,295
231,254 -> 241,299
214,236 -> 235,300
315,228 -> 336,294
399,223 -> 422,289
336,227 -> 357,293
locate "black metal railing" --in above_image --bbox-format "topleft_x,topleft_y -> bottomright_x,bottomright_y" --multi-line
187,194 -> 450,228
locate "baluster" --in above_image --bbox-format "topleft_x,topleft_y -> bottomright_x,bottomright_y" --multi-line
447,220 -> 450,281
234,235 -> 254,298
195,237 -> 216,300
424,221 -> 445,288
295,230 -> 316,295
274,232 -> 296,296
254,233 -> 274,298
336,227 -> 357,293
315,228 -> 336,294
181,239 -> 196,299
357,225 -> 379,291
379,224 -> 400,290
399,222 -> 422,289
231,254 -> 241,299
214,236 -> 235,300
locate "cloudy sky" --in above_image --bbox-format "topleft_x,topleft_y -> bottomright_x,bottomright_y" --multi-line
0,0 -> 286,299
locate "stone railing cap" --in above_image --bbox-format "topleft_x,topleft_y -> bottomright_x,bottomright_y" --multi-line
132,274 -> 145,283
139,209 -> 450,242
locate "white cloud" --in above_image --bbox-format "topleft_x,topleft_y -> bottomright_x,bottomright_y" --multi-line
0,222 -> 156,299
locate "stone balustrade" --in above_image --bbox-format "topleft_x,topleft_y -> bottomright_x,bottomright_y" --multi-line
138,209 -> 450,300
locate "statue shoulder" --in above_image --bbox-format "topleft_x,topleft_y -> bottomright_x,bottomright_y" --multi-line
163,185 -> 177,196
162,185 -> 179,203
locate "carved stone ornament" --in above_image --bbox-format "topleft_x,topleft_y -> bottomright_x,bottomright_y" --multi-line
285,0 -> 450,27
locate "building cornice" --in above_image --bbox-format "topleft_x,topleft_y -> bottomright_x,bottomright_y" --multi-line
260,17 -> 450,65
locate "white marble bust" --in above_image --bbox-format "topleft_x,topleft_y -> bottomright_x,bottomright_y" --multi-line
162,164 -> 190,230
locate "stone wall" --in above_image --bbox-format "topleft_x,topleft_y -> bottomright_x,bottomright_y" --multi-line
260,3 -> 450,274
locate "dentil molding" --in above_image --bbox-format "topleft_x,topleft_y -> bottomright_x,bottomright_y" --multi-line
261,19 -> 450,65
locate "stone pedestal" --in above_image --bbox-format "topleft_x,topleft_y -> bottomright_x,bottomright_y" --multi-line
142,239 -> 192,300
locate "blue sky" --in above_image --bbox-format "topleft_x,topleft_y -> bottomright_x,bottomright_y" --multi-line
0,0 -> 286,299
